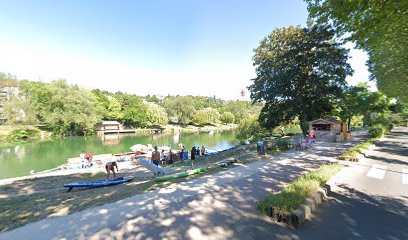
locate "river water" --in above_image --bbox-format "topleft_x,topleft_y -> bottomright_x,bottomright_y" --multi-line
0,130 -> 238,180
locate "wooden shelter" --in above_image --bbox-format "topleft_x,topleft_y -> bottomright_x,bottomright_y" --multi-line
309,118 -> 349,141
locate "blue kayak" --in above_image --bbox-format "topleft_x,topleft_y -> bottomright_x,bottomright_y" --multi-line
64,177 -> 132,191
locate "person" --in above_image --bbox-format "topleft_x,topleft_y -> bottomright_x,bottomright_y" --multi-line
168,149 -> 173,165
191,146 -> 196,169
84,152 -> 93,167
80,151 -> 87,168
151,146 -> 160,167
180,146 -> 185,163
201,146 -> 205,156
196,147 -> 200,156
310,129 -> 316,140
160,149 -> 166,165
105,161 -> 118,180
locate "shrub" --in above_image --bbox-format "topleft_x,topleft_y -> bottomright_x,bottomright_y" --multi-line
368,124 -> 385,138
9,129 -> 40,140
276,139 -> 289,149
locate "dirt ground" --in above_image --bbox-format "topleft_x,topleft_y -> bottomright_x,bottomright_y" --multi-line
0,145 -> 260,232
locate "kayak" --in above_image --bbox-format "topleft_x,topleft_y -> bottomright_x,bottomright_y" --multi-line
64,177 -> 132,191
155,167 -> 207,182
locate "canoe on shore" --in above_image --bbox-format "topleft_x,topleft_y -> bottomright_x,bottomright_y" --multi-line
64,177 -> 133,191
154,167 -> 207,182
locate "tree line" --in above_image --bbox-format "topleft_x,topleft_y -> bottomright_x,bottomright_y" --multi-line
1,75 -> 262,136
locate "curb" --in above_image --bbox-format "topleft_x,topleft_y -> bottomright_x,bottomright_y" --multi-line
289,167 -> 345,228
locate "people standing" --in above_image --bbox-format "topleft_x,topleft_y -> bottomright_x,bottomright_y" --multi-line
196,147 -> 200,156
151,146 -> 160,166
191,146 -> 196,169
180,146 -> 185,163
201,146 -> 205,156
168,149 -> 173,165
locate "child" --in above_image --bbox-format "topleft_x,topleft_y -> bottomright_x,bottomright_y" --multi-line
105,161 -> 118,180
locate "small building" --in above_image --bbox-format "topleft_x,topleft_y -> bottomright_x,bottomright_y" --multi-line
309,118 -> 348,141
96,121 -> 121,135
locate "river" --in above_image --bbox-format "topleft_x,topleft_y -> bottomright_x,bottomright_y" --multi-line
0,130 -> 238,180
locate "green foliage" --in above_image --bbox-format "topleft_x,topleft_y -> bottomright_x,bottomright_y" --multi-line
220,111 -> 235,124
249,25 -> 352,135
236,116 -> 263,143
337,83 -> 390,128
368,125 -> 385,138
19,80 -> 101,135
3,95 -> 37,125
145,102 -> 168,127
276,139 -> 289,150
192,108 -> 220,126
306,0 -> 408,101
164,96 -> 196,125
222,101 -> 250,123
91,89 -> 111,119
106,97 -> 123,121
117,95 -> 147,127
368,115 -> 392,138
257,164 -> 342,215
9,128 -> 40,140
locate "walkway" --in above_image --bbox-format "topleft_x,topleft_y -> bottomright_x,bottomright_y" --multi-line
297,127 -> 408,240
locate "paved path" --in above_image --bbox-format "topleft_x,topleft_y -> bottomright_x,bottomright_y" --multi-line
0,137 -> 364,240
297,127 -> 408,240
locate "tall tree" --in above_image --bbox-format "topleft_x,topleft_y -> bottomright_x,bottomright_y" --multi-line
145,102 -> 168,127
164,96 -> 196,125
305,0 -> 408,101
116,95 -> 147,127
249,25 -> 353,135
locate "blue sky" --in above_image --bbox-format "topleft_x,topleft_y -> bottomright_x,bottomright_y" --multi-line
0,0 -> 369,99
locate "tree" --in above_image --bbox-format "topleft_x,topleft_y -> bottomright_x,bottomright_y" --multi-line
305,0 -> 408,101
236,116 -> 263,143
145,102 -> 168,127
117,95 -> 147,127
107,97 -> 123,121
249,25 -> 353,135
3,95 -> 37,124
336,83 -> 390,128
164,96 -> 196,125
193,108 -> 220,126
91,89 -> 111,119
223,101 -> 250,123
220,111 -> 235,124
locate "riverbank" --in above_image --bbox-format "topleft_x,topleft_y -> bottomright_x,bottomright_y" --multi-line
0,144 -> 257,232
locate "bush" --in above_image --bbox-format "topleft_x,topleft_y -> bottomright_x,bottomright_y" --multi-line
368,124 -> 385,138
276,139 -> 289,149
9,128 -> 40,140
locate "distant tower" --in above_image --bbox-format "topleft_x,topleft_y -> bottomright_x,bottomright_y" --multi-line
240,89 -> 245,97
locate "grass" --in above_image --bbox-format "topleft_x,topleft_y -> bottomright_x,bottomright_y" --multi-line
0,163 -> 231,232
257,164 -> 343,216
341,137 -> 378,158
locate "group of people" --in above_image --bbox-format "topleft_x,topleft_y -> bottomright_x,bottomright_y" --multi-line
80,150 -> 118,180
83,144 -> 207,180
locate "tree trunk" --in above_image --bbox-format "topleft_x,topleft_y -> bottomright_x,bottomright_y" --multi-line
299,118 -> 309,136
347,117 -> 351,131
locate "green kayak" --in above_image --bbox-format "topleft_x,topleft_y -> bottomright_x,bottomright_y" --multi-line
155,167 -> 208,182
